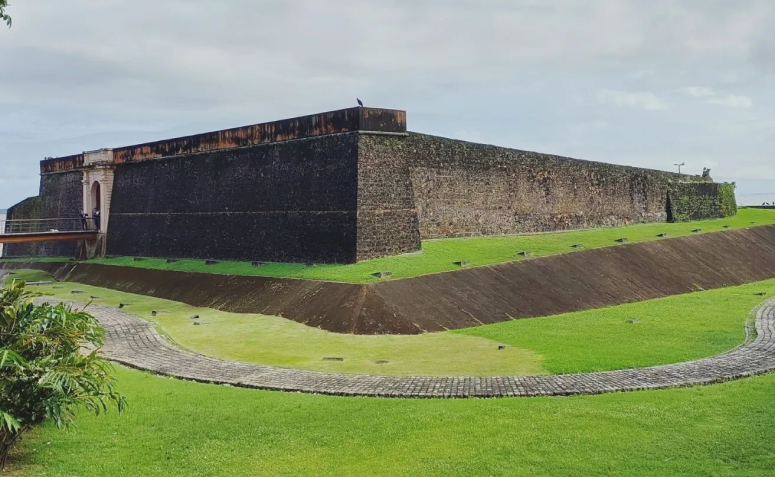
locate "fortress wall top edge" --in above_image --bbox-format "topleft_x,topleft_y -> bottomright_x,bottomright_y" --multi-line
39,107 -> 406,174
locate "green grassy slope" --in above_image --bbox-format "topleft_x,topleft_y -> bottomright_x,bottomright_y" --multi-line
5,269 -> 543,377
6,269 -> 774,377
6,208 -> 774,283
458,280 -> 773,374
9,367 -> 775,476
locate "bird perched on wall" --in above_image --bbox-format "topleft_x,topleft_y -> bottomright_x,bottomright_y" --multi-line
357,98 -> 364,107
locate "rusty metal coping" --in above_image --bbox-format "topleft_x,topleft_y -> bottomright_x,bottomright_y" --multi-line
40,107 -> 406,174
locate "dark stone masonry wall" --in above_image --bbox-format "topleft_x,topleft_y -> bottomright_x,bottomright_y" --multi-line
360,133 -> 704,240
356,135 -> 421,261
3,172 -> 83,257
107,134 -> 360,263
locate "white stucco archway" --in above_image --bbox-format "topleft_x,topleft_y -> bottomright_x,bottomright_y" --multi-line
82,149 -> 115,234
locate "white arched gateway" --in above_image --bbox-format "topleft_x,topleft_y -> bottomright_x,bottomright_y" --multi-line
81,149 -> 115,234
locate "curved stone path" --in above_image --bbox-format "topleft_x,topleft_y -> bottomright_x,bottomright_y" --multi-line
46,298 -> 775,398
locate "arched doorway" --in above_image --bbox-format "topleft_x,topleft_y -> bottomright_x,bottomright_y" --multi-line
91,181 -> 102,231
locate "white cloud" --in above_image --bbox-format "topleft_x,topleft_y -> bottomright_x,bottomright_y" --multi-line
705,95 -> 754,108
1,0 -> 775,207
681,86 -> 716,97
680,87 -> 754,108
597,90 -> 668,111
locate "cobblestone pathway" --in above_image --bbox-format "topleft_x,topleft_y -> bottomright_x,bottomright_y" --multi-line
41,298 -> 775,398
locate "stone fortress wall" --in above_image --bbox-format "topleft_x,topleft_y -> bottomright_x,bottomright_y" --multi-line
357,134 -> 731,241
3,107 -> 737,263
108,134 -> 361,263
5,171 -> 85,257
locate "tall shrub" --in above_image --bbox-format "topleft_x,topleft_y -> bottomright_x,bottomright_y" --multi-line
0,280 -> 125,468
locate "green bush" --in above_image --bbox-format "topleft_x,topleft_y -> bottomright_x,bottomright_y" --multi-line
0,280 -> 125,468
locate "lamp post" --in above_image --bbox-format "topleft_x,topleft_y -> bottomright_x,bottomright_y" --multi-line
674,162 -> 685,175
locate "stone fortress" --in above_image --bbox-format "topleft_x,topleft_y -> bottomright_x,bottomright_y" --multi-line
4,107 -> 737,263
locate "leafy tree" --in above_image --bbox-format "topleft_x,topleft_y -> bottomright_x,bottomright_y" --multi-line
0,0 -> 10,28
0,280 -> 126,469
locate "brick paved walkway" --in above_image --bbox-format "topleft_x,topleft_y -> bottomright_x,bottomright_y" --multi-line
39,298 -> 775,398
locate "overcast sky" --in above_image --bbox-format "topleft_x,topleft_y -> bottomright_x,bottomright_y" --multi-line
1,0 -> 774,208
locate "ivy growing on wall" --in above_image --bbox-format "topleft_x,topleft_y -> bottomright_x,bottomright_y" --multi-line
668,182 -> 737,222
6,196 -> 43,223
718,182 -> 738,218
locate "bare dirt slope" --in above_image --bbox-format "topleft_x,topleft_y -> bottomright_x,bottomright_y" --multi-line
4,225 -> 775,335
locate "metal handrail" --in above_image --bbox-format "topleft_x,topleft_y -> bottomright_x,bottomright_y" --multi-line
0,217 -> 98,235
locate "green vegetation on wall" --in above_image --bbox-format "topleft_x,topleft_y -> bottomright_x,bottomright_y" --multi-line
6,196 -> 43,223
668,182 -> 736,222
719,182 -> 738,218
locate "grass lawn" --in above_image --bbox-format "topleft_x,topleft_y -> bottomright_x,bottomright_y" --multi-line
6,269 -> 774,377
7,367 -> 775,476
6,208 -> 775,283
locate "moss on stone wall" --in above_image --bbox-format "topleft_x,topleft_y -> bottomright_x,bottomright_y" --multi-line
719,183 -> 738,218
668,182 -> 737,222
4,171 -> 84,258
6,196 -> 43,223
